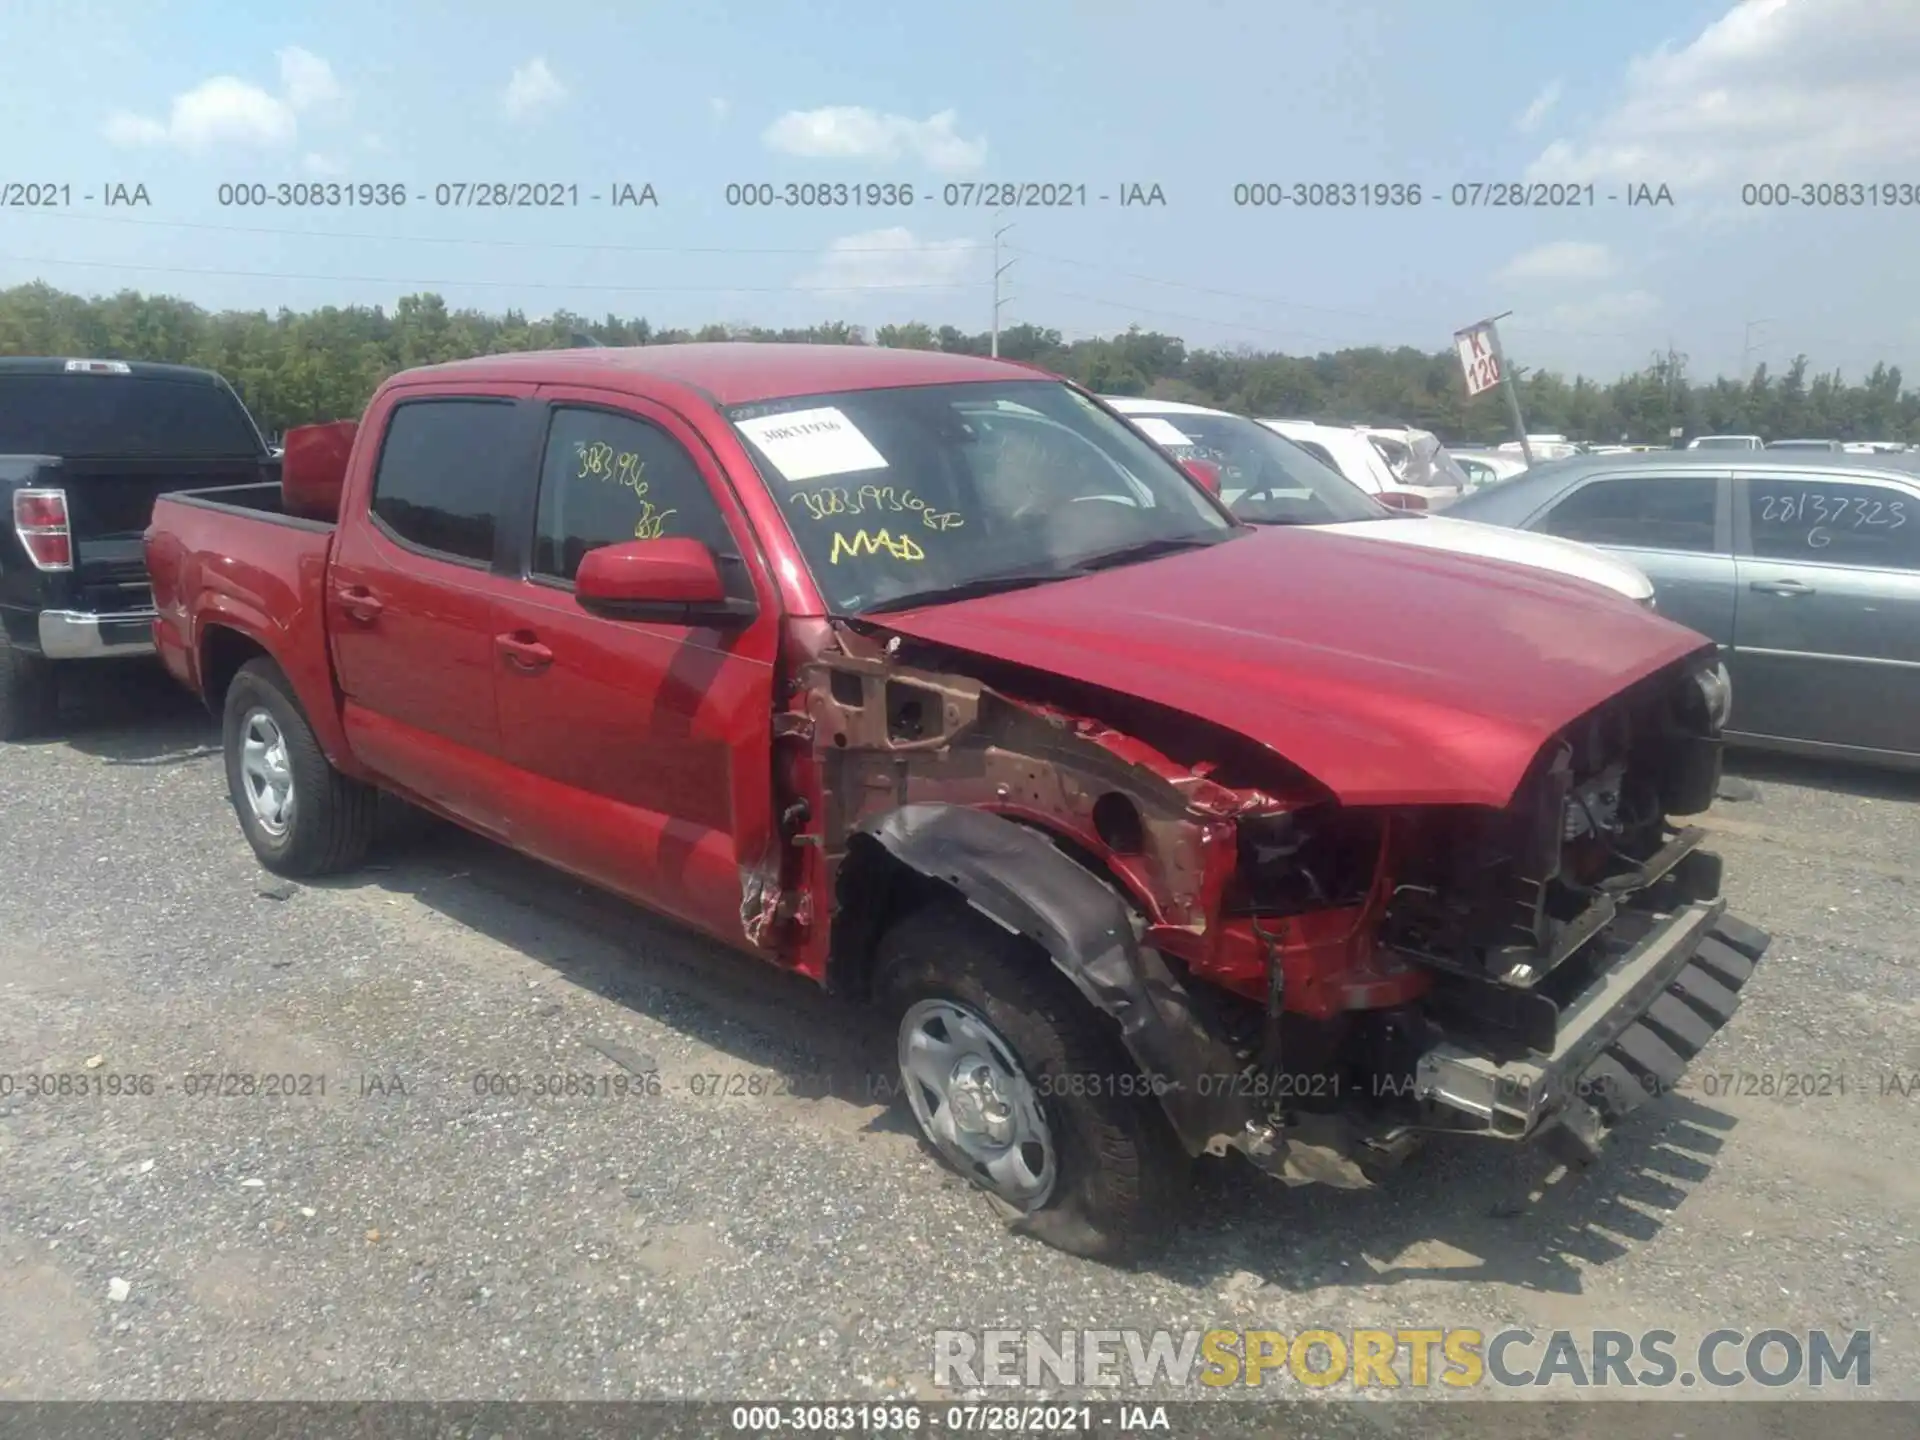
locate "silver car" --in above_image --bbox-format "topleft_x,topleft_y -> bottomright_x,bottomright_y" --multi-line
1445,451 -> 1920,768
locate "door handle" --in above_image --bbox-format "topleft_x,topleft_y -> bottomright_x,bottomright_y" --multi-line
1749,578 -> 1815,597
495,631 -> 553,672
335,585 -> 384,622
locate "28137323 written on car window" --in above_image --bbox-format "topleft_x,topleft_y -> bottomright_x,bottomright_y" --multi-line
1748,479 -> 1917,567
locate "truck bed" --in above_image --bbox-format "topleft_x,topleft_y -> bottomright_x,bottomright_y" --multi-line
146,481 -> 340,722
156,479 -> 337,530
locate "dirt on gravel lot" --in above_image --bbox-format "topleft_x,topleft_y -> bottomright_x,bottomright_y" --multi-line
1,662 -> 1916,1417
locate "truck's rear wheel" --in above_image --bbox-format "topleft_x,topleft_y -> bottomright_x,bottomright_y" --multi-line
0,630 -> 58,741
876,902 -> 1189,1262
223,657 -> 376,877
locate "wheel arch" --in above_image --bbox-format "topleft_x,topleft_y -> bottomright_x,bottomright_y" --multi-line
834,801 -> 1259,1157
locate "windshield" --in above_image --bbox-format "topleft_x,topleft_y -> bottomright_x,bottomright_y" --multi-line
1125,410 -> 1384,524
727,380 -> 1239,614
1692,436 -> 1759,449
0,374 -> 265,457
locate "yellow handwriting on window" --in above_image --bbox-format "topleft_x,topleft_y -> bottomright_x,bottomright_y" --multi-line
793,484 -> 962,530
575,442 -> 651,497
633,504 -> 677,540
829,529 -> 925,564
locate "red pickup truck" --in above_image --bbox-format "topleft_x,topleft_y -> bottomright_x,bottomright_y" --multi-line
145,344 -> 1769,1260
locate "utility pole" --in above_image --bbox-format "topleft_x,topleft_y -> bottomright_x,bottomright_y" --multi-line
990,222 -> 1015,358
1740,318 -> 1773,376
1482,310 -> 1534,466
1664,339 -> 1688,435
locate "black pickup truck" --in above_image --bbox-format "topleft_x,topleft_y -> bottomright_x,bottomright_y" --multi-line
0,357 -> 277,738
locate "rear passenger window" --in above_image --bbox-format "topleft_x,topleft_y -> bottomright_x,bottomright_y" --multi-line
1748,478 -> 1920,569
370,399 -> 520,563
532,407 -> 736,582
1539,475 -> 1718,552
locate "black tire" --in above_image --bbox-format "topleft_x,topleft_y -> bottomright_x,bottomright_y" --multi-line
0,629 -> 58,741
222,657 -> 377,877
876,901 -> 1190,1262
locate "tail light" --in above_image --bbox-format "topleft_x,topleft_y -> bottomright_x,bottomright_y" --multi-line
13,488 -> 73,570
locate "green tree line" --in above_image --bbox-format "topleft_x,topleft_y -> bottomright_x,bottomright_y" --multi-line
3,280 -> 1916,445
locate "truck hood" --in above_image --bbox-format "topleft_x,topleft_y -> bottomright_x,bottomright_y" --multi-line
1311,514 -> 1655,601
873,526 -> 1712,808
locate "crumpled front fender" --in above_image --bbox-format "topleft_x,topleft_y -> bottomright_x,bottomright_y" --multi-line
856,801 -> 1262,1158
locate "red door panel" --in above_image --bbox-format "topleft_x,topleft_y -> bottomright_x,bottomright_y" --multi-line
491,389 -> 784,947
328,384 -> 536,837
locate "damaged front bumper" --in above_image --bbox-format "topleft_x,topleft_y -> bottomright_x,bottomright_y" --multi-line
1413,900 -> 1772,1159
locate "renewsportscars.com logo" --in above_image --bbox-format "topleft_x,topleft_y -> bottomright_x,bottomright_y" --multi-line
932,1327 -> 1873,1391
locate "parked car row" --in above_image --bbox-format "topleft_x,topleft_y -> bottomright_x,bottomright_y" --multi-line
1688,435 -> 1917,453
1257,418 -> 1467,509
1102,397 -> 1653,601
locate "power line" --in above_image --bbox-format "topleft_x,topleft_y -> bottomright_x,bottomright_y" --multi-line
1024,288 -> 1351,347
0,253 -> 978,295
1008,243 -> 1909,352
10,209 -> 1908,356
0,207 -> 991,256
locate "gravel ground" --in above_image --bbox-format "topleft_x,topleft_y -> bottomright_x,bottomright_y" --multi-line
1,662 -> 1915,1419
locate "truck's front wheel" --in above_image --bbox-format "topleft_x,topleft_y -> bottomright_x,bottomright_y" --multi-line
0,630 -> 58,741
876,902 -> 1188,1262
223,658 -> 377,877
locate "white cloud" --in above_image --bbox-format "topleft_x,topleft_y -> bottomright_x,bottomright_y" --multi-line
104,76 -> 296,151
763,107 -> 987,172
1526,0 -> 1920,186
101,49 -> 346,152
797,227 -> 980,294
502,58 -> 566,121
1498,240 -> 1619,283
303,152 -> 346,177
710,97 -> 730,121
279,47 -> 344,111
1515,79 -> 1562,133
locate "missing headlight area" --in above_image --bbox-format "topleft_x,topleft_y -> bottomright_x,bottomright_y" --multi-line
1373,657 -> 1729,1055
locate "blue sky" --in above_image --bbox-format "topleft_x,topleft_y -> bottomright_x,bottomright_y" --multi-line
2,0 -> 1917,382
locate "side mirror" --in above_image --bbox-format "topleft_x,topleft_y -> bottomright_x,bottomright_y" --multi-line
1181,458 -> 1223,495
574,538 -> 755,627
1376,491 -> 1428,512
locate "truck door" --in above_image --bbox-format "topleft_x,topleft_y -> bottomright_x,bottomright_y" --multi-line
488,389 -> 783,947
327,384 -> 542,836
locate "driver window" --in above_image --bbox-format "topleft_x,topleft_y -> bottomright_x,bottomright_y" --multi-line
533,407 -> 736,583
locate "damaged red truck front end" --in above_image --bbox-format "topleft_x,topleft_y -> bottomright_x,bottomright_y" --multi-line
789,523 -> 1765,1235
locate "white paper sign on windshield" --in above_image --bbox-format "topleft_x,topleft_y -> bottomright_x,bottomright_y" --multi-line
1131,416 -> 1194,448
734,406 -> 888,482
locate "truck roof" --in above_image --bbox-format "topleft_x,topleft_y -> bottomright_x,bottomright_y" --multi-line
0,357 -> 234,385
391,343 -> 1050,406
